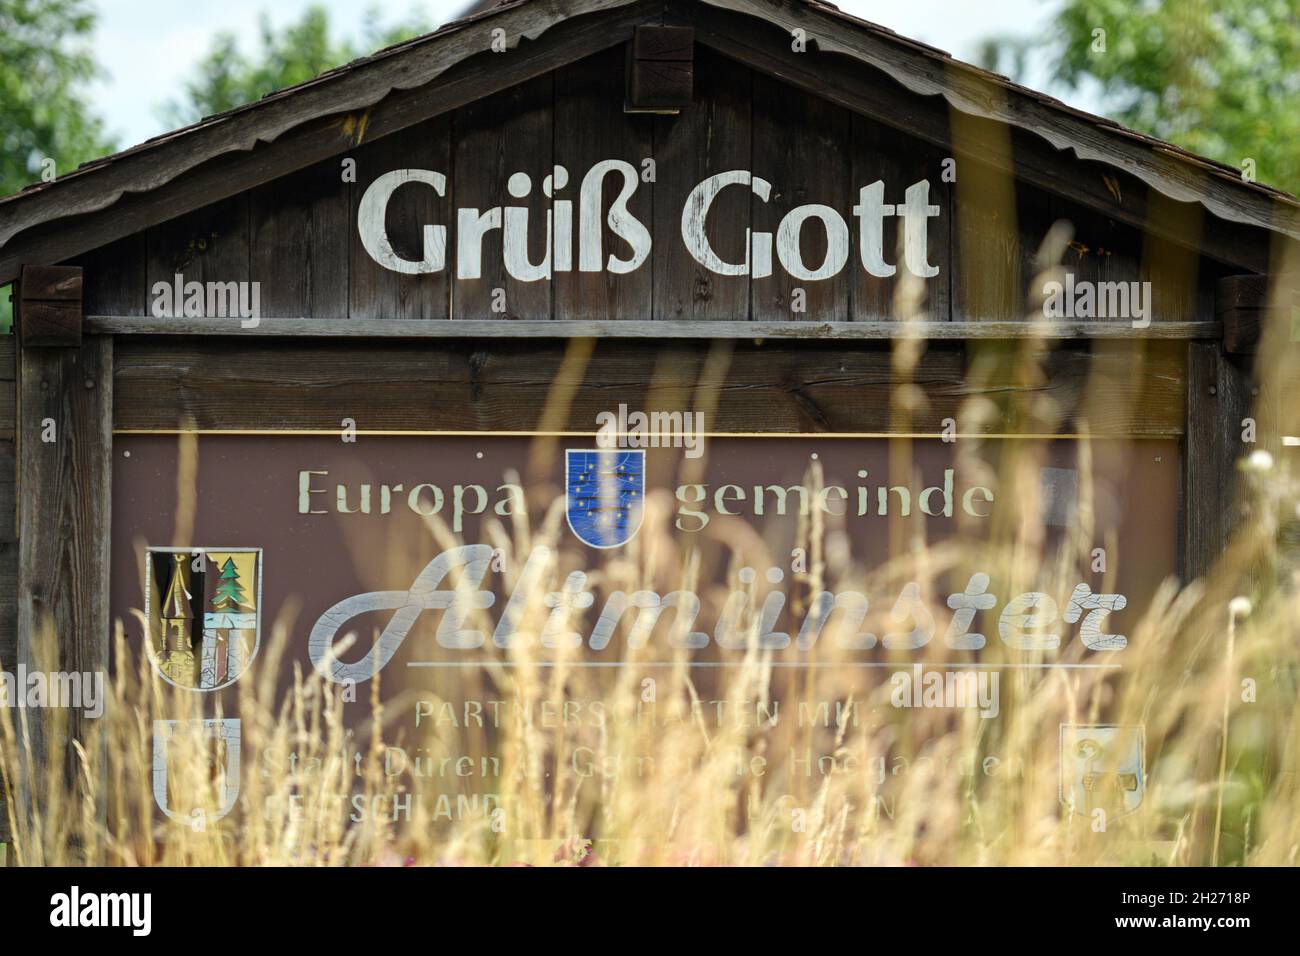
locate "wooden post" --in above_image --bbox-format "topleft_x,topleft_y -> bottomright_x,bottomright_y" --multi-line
12,265 -> 112,857
1182,340 -> 1255,864
1182,341 -> 1251,581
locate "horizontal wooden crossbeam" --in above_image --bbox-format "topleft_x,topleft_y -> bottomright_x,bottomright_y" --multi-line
85,316 -> 1221,340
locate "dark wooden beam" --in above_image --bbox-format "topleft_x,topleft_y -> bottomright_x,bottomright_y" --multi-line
14,330 -> 112,844
1182,342 -> 1252,580
0,339 -> 13,439
85,315 -> 1222,341
16,265 -> 83,348
110,338 -> 1188,438
1217,274 -> 1300,355
626,25 -> 694,113
0,343 -> 14,815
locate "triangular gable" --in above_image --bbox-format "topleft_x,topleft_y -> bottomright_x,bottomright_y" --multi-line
1,0 -> 1296,285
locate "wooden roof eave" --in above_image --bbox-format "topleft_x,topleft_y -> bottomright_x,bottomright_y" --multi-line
0,0 -> 653,283
701,0 -> 1300,249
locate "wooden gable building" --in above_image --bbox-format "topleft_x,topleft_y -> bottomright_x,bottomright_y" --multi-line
0,0 -> 1298,840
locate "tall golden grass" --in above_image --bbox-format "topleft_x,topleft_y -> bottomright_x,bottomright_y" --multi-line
2,252 -> 1298,869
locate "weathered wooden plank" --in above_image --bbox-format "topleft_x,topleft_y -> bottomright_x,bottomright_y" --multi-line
146,194 -> 250,292
1183,342 -> 1220,581
86,315 -> 1221,340
554,46 -> 655,320
0,385 -> 13,440
651,46 -> 752,321
17,335 -> 113,650
112,339 -> 1187,437
949,119 -> 1039,323
1139,192 -> 1217,325
66,234 -> 147,316
0,536 -> 14,653
0,344 -> 12,673
0,437 -> 13,668
1182,342 -> 1251,579
348,121 -> 450,319
15,335 -> 112,816
0,339 -> 12,440
1013,183 -> 1058,319
0,438 -> 13,541
0,348 -> 14,845
0,510 -> 13,838
1176,342 -> 1253,865
1047,193 -> 1141,317
750,71 -> 851,322
253,158 -> 351,318
850,113 -> 951,321
452,75 -> 553,320
0,524 -> 15,820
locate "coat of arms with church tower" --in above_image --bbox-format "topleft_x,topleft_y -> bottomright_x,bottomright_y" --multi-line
146,548 -> 262,691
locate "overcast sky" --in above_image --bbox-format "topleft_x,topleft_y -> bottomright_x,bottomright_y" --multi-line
89,0 -> 1077,149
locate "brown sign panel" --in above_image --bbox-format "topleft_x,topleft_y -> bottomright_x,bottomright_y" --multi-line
111,434 -> 1177,823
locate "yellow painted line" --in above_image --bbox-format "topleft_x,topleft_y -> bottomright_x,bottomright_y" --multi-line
111,429 -> 1128,440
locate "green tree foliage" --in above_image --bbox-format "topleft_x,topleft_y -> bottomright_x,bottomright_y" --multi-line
980,0 -> 1300,194
1,0 -> 116,330
162,4 -> 433,127
212,557 -> 248,611
0,0 -> 114,197
0,4 -> 433,331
